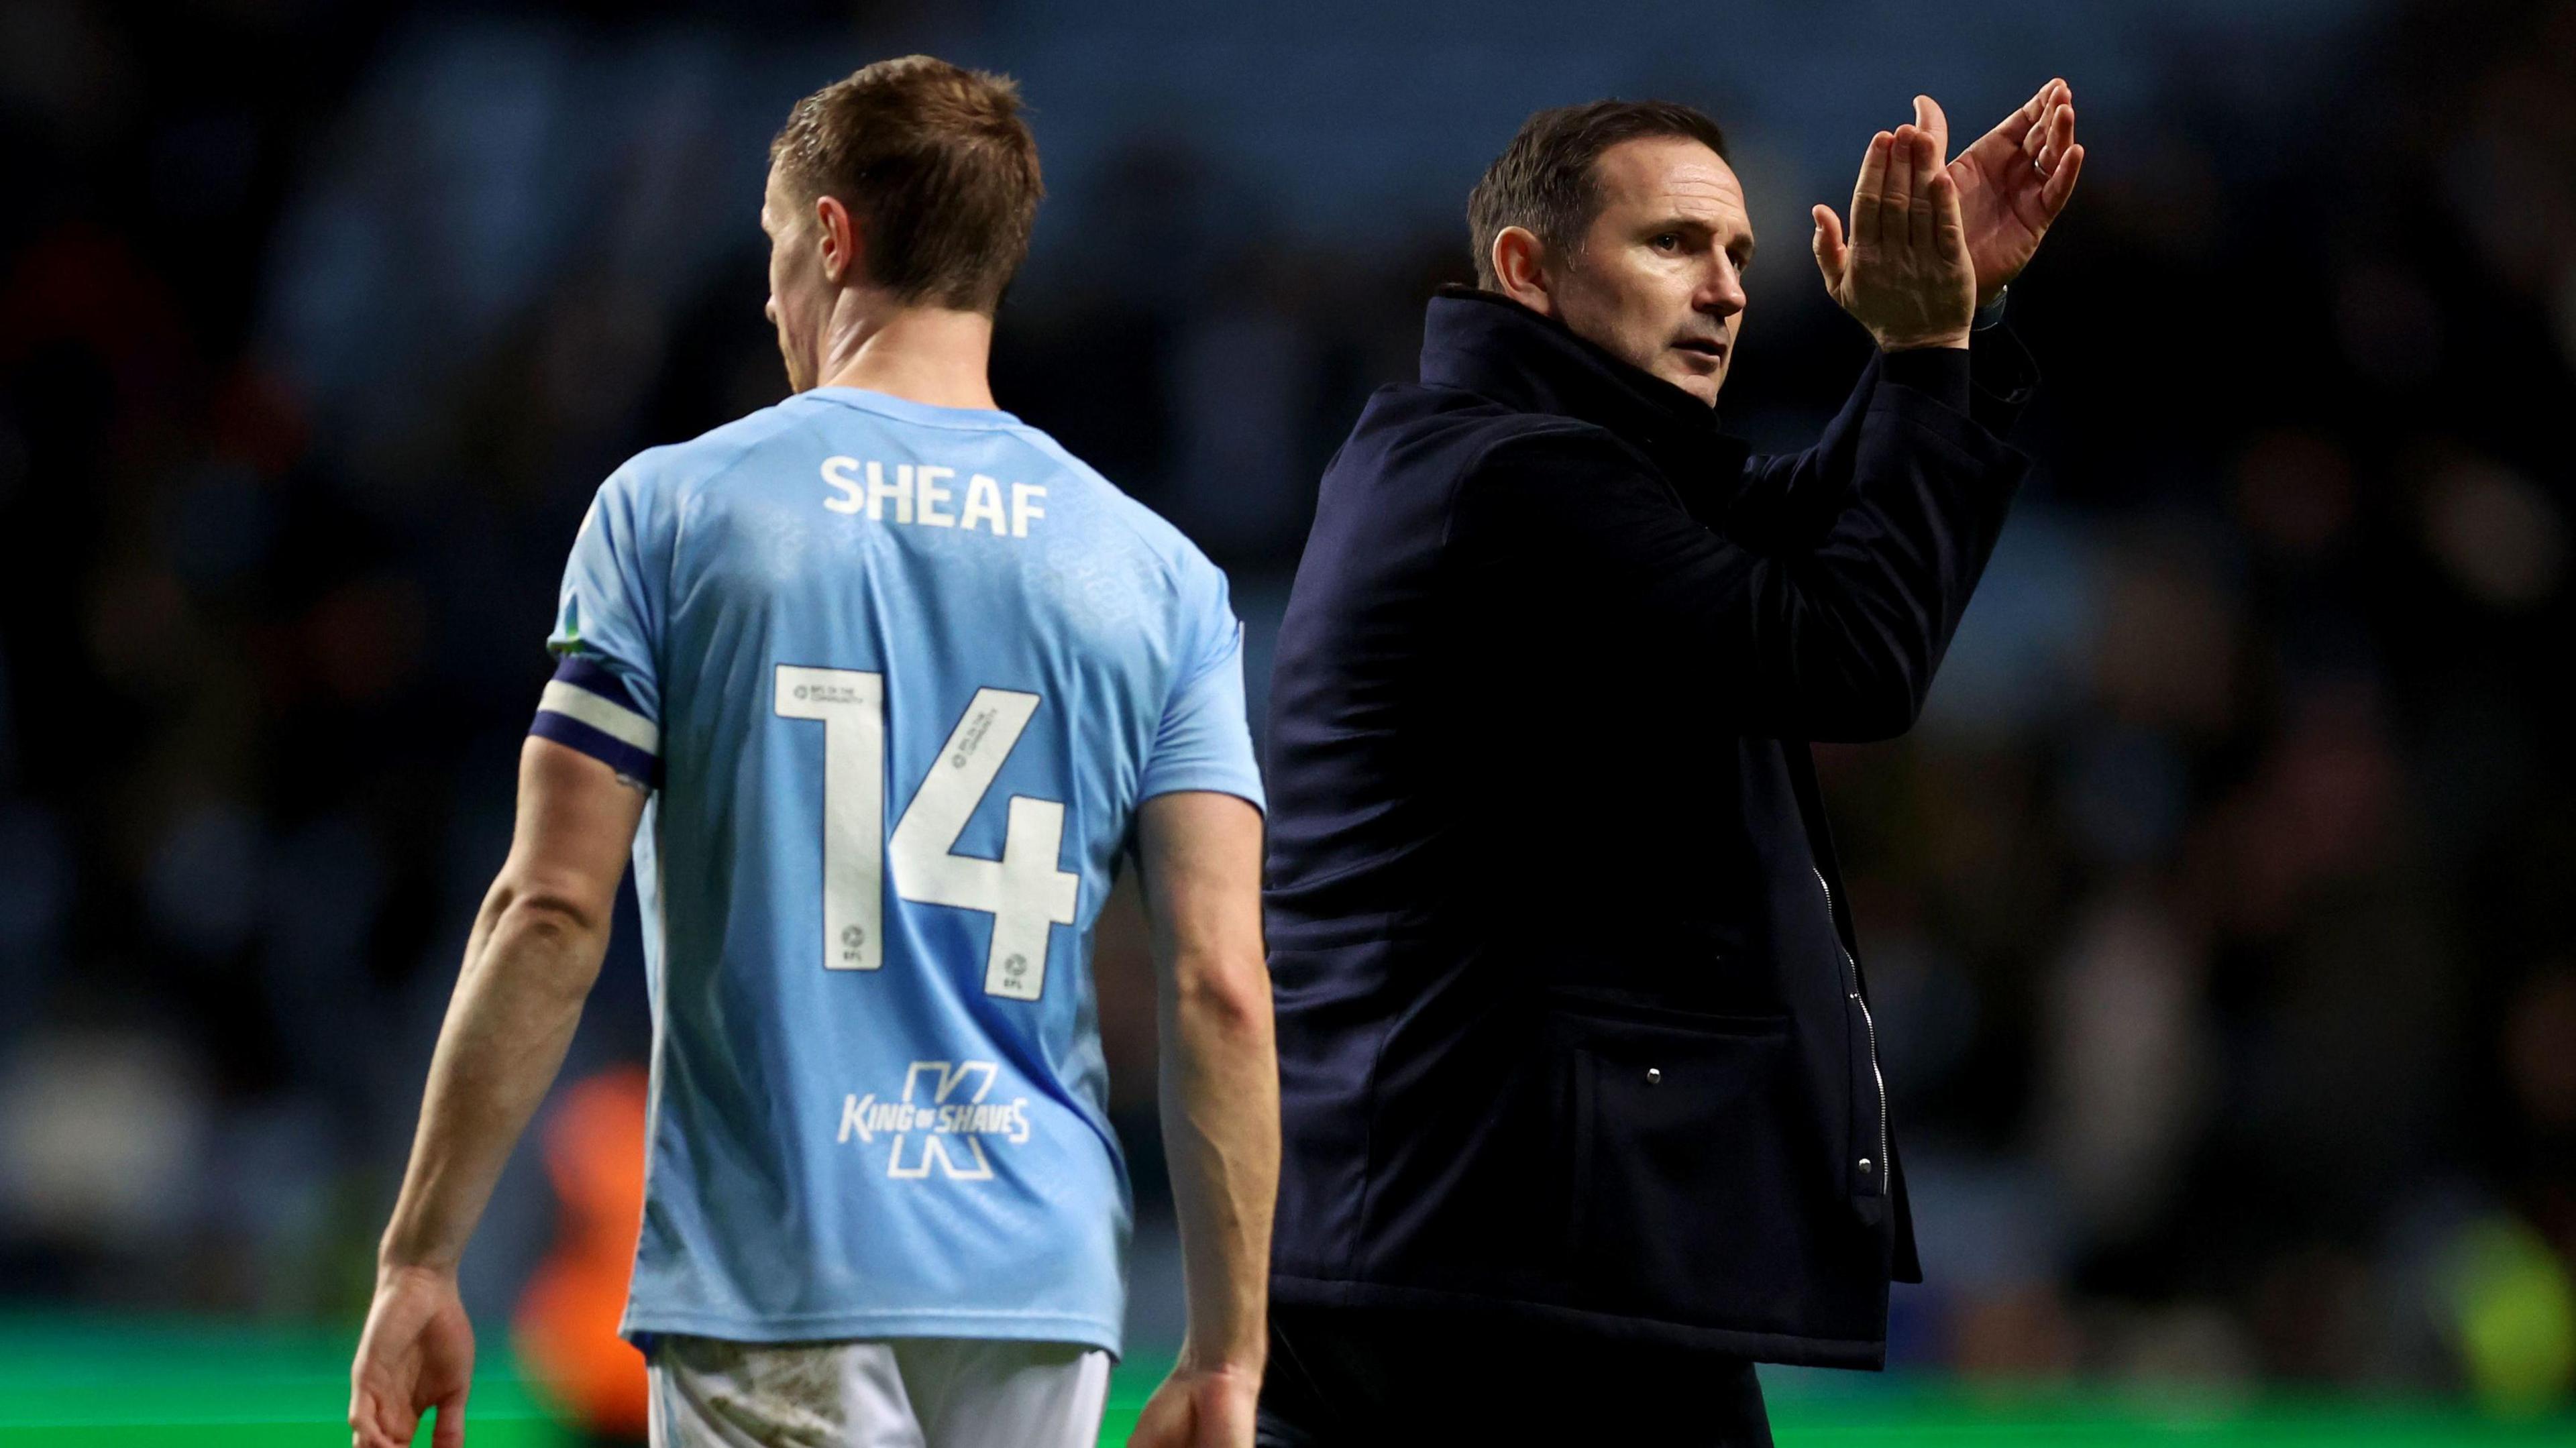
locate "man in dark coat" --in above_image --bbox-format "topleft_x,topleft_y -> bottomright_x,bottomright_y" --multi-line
1257,85 -> 2084,1447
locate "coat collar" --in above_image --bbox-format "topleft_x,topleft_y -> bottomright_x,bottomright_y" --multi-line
1416,285 -> 1752,487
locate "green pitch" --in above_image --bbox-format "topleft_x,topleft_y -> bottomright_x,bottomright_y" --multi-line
0,1314 -> 2567,1445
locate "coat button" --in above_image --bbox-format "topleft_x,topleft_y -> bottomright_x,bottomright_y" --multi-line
1858,1158 -> 1874,1174
1644,1068 -> 1662,1086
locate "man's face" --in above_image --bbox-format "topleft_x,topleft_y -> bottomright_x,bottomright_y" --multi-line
761,164 -> 826,394
1548,137 -> 1754,406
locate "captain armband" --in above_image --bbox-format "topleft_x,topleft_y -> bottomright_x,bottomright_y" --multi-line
529,655 -> 661,788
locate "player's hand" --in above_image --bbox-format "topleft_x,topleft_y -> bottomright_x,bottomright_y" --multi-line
1128,1363 -> 1260,1448
1920,80 -> 2085,307
1811,122 -> 1976,351
350,1264 -> 475,1448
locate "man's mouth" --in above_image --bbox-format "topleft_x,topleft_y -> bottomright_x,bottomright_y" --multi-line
1674,338 -> 1726,361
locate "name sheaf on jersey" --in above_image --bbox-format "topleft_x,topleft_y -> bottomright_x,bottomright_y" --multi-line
837,1060 -> 1032,1180
821,457 -> 1048,537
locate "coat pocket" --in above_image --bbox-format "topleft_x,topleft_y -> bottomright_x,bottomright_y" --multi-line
1552,1001 -> 1841,1331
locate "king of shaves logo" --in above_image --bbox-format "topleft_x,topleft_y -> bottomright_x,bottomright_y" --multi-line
838,1060 -> 1034,1180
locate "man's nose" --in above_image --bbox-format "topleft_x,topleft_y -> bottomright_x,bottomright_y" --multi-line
1699,259 -> 1747,317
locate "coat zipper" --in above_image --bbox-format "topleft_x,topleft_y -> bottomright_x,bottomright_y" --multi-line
1817,867 -> 1888,1196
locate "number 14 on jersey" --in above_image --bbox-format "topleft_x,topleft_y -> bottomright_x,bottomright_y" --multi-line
775,665 -> 1079,1001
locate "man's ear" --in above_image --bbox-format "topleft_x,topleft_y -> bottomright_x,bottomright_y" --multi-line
813,194 -> 861,286
1491,225 -> 1555,316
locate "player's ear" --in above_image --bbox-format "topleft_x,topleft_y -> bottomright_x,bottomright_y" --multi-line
1491,226 -> 1554,316
814,194 -> 861,287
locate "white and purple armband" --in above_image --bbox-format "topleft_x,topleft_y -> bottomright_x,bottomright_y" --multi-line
530,655 -> 661,785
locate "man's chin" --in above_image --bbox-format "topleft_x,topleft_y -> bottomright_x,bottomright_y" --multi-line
1661,366 -> 1723,407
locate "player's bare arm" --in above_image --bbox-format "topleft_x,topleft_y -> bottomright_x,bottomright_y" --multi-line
350,738 -> 644,1448
1128,790 -> 1276,1448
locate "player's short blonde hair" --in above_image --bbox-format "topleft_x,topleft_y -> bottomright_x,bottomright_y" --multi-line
769,56 -> 1043,315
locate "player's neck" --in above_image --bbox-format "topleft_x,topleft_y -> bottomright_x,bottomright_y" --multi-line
813,303 -> 1000,412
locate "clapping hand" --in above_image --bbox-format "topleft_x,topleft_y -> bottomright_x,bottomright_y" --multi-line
1920,80 -> 2085,307
1811,122 -> 1976,352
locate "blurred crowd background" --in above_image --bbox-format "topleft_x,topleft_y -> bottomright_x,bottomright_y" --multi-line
3,0 -> 2575,1427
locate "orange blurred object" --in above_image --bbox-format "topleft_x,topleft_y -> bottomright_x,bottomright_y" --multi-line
513,1066 -> 651,1439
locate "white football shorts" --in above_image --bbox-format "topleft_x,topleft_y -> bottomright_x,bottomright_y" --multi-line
647,1334 -> 1112,1448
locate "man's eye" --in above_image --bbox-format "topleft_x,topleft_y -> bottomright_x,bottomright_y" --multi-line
1652,234 -> 1680,252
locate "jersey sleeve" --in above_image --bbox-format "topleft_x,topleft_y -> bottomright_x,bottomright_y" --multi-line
533,464 -> 668,785
1138,561 -> 1265,811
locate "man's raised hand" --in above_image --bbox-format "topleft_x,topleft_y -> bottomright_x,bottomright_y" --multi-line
1811,122 -> 1976,352
1919,80 -> 2085,307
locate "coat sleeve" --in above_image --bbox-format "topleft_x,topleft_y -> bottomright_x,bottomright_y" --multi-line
1450,377 -> 2031,742
1705,353 -> 1887,551
1719,332 -> 2042,553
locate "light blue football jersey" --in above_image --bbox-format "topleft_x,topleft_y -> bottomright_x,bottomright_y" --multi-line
531,386 -> 1263,1355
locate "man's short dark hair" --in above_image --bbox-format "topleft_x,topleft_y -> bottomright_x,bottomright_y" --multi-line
1466,100 -> 1731,289
769,56 -> 1044,315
